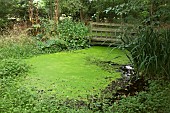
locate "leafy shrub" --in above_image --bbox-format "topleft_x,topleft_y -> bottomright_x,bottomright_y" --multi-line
35,19 -> 89,52
122,27 -> 170,79
33,19 -> 57,40
0,59 -> 29,78
36,38 -> 67,53
58,19 -> 89,50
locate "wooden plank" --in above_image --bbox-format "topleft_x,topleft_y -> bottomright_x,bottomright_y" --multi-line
91,29 -> 137,35
90,36 -> 117,38
90,36 -> 120,41
90,22 -> 134,27
91,37 -> 121,43
92,28 -> 123,33
91,22 -> 121,27
90,41 -> 122,46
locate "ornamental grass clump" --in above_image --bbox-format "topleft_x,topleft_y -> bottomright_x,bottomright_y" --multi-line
123,27 -> 170,79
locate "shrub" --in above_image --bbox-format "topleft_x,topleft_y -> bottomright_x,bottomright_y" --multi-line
34,19 -> 89,52
36,38 -> 67,53
58,19 -> 89,50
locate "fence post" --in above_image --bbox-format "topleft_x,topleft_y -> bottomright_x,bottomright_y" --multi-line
89,22 -> 93,44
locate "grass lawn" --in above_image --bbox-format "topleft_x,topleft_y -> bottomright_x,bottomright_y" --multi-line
22,46 -> 129,100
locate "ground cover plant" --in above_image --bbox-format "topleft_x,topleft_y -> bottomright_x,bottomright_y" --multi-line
0,59 -> 29,78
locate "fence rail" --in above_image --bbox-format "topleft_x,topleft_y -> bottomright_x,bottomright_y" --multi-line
89,22 -> 135,46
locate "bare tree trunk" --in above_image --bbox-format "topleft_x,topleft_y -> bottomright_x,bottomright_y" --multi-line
49,0 -> 53,19
54,0 -> 59,24
35,2 -> 39,35
80,8 -> 84,22
150,4 -> 153,18
28,0 -> 33,25
35,2 -> 39,24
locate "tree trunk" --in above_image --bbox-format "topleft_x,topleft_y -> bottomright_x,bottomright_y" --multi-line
80,8 -> 84,22
49,0 -> 53,19
28,0 -> 33,25
54,0 -> 59,23
35,2 -> 39,24
35,2 -> 39,35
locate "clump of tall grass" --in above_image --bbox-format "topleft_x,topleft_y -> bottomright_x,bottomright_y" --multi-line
0,30 -> 41,59
122,27 -> 170,79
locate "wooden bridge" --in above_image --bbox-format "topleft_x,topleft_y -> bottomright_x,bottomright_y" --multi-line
88,22 -> 135,46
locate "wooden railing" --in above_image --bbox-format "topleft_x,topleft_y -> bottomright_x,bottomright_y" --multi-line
89,22 -> 135,46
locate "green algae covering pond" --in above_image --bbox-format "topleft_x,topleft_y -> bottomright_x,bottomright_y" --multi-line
23,46 -> 129,100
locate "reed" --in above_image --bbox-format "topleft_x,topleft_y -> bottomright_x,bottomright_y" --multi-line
122,27 -> 170,79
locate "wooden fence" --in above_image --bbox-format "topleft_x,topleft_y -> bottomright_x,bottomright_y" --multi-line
89,22 -> 135,46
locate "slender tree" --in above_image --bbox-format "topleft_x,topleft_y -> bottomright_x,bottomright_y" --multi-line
54,0 -> 59,23
35,1 -> 39,24
28,0 -> 34,25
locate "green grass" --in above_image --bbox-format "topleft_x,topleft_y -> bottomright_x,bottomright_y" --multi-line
22,46 -> 129,100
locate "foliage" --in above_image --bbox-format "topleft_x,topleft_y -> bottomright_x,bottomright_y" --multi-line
0,1 -> 170,112
36,38 -> 67,53
0,0 -> 14,27
0,59 -> 29,78
122,27 -> 170,79
91,0 -> 119,22
0,37 -> 40,59
33,19 -> 67,53
0,0 -> 29,27
0,77 -> 91,113
34,19 -> 89,52
60,0 -> 82,16
104,0 -> 170,24
1,0 -> 170,28
113,80 -> 170,113
58,19 -> 89,50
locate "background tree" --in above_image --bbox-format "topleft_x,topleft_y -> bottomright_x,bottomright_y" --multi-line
54,0 -> 59,23
0,0 -> 17,27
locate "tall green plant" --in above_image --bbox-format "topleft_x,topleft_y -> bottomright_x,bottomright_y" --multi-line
122,27 -> 170,79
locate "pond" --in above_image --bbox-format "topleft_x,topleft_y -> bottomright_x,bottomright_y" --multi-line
21,46 -> 129,100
